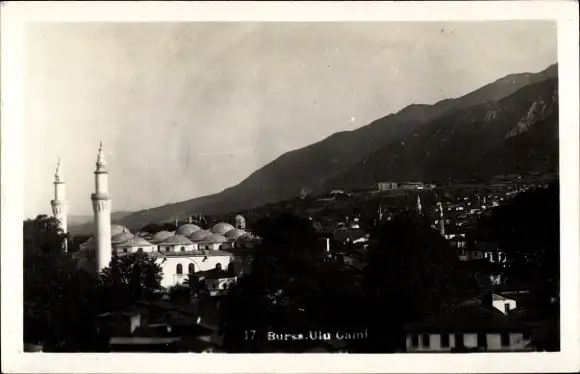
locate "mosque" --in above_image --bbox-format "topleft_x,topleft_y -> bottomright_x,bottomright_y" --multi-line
53,143 -> 258,289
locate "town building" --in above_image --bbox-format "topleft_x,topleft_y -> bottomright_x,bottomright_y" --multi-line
97,299 -> 220,352
377,181 -> 398,191
404,304 -> 533,352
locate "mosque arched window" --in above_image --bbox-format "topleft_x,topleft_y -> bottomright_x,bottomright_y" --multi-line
180,246 -> 186,252
166,247 -> 171,252
215,263 -> 222,271
188,263 -> 195,274
138,248 -> 143,253
176,264 -> 183,274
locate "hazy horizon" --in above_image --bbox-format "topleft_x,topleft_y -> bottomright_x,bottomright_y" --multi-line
25,21 -> 557,218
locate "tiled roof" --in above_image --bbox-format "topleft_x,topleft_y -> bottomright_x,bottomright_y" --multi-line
110,336 -> 180,345
404,305 -> 526,333
151,249 -> 233,258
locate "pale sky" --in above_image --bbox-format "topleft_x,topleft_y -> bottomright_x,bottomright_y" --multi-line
24,21 -> 557,218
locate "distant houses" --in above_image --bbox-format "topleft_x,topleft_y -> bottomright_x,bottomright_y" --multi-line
376,181 -> 436,191
377,182 -> 398,191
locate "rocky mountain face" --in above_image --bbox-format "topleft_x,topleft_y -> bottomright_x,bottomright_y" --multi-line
119,64 -> 558,229
325,77 -> 559,189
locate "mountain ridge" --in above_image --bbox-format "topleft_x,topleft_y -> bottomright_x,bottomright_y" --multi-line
325,77 -> 559,190
118,63 -> 558,230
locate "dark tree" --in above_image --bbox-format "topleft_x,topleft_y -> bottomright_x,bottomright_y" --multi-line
68,235 -> 91,253
97,252 -> 163,311
162,222 -> 177,232
219,213 -> 329,352
23,215 -> 100,351
485,184 -> 559,301
140,223 -> 165,234
361,213 -> 479,352
24,215 -> 67,257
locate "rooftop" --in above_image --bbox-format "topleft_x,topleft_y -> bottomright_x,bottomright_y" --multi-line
151,249 -> 234,258
404,305 -> 527,333
110,337 -> 181,345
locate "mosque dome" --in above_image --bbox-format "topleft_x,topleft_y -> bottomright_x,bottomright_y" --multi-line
118,237 -> 153,247
160,235 -> 193,246
176,224 -> 202,236
150,230 -> 174,242
202,233 -> 228,244
111,224 -> 131,236
235,215 -> 245,220
224,229 -> 246,239
188,229 -> 212,242
211,222 -> 235,235
349,222 -> 361,229
111,231 -> 134,243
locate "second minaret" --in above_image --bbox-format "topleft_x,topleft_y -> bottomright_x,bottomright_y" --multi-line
51,159 -> 68,252
91,142 -> 112,273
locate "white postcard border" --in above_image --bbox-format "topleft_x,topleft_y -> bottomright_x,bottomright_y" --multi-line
1,1 -> 578,373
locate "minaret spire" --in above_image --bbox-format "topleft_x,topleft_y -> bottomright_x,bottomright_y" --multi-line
96,141 -> 107,172
51,158 -> 68,252
55,158 -> 63,182
92,142 -> 112,273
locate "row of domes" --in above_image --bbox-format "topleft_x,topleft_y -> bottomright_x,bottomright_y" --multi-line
111,222 -> 239,237
175,222 -> 238,236
107,222 -> 254,247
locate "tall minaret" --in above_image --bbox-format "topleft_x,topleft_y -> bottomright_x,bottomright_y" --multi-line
50,158 -> 68,252
91,142 -> 112,273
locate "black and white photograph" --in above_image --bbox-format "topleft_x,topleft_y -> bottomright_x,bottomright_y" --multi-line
1,2 -> 579,373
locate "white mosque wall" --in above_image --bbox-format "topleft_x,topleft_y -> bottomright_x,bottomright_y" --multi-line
157,243 -> 196,254
156,254 -> 233,289
197,242 -> 233,251
113,244 -> 157,255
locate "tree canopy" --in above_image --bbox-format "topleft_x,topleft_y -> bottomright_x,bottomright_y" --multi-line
24,215 -> 164,351
23,215 -> 99,351
97,252 -> 163,311
479,184 -> 559,301
140,222 -> 178,234
360,213 -> 479,352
